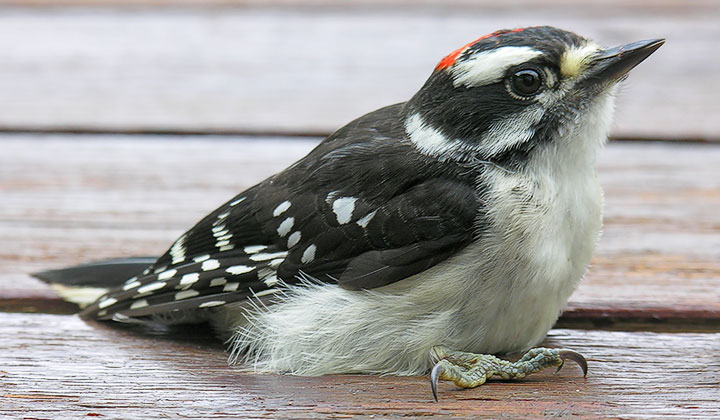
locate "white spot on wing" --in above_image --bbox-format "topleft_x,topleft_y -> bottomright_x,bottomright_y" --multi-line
130,299 -> 148,309
229,196 -> 246,206
98,297 -> 117,309
451,46 -> 542,87
250,251 -> 288,262
213,223 -> 234,251
332,197 -> 356,224
273,201 -> 292,217
194,254 -> 211,263
223,282 -> 240,292
301,244 -> 317,264
122,280 -> 141,291
326,191 -> 340,204
170,234 -> 187,265
175,290 -> 199,300
277,217 -> 294,237
264,275 -> 279,287
157,269 -> 177,281
199,300 -> 226,308
253,288 -> 279,298
226,265 -> 255,275
111,313 -> 131,322
287,231 -> 301,248
180,273 -> 200,286
356,210 -> 377,228
138,281 -> 166,294
210,278 -> 228,287
244,245 -> 266,254
201,259 -> 221,271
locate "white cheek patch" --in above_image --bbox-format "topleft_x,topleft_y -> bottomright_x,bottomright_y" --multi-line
405,113 -> 464,159
477,105 -> 544,156
451,46 -> 543,88
405,108 -> 544,161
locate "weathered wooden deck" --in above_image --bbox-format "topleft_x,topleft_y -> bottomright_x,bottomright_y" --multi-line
1,1 -> 719,419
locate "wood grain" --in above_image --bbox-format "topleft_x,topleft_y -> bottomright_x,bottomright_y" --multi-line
0,4 -> 716,139
0,0 -> 716,7
1,135 -> 719,325
1,4 -> 716,416
570,142 -> 720,325
0,313 -> 717,419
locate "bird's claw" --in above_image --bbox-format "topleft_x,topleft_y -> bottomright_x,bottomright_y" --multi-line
430,362 -> 445,402
429,347 -> 588,402
556,349 -> 588,377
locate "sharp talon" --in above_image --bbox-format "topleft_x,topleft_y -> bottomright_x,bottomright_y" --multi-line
555,359 -> 564,373
558,349 -> 588,377
430,362 -> 445,402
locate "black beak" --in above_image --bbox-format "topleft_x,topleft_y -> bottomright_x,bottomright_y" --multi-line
583,38 -> 665,88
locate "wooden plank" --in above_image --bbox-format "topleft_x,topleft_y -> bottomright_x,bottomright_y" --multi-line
1,313 -> 717,418
0,4 -> 716,140
0,0 -> 716,7
568,141 -> 720,326
1,135 -> 719,324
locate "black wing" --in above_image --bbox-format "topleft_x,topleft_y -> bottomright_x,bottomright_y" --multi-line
82,104 -> 482,321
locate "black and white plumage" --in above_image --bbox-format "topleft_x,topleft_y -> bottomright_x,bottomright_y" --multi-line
50,27 -> 662,377
84,103 -> 478,320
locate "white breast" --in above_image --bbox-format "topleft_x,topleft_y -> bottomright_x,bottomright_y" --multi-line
451,148 -> 603,354
225,97 -> 614,377
224,157 -> 603,376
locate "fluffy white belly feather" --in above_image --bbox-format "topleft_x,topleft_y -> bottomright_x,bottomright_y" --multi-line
224,95 -> 612,376
223,148 -> 603,376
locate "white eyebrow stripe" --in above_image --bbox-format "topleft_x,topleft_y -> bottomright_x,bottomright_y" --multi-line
451,46 -> 543,88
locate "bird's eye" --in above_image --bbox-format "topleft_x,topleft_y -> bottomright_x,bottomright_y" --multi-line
507,67 -> 544,99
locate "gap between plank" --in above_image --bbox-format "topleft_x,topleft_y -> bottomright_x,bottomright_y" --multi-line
0,126 -> 717,144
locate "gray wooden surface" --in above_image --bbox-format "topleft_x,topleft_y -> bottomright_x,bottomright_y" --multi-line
2,136 -> 719,323
2,313 -> 718,419
1,1 -> 719,418
0,2 -> 717,139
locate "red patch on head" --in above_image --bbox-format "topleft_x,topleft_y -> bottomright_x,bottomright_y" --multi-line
435,27 -> 528,71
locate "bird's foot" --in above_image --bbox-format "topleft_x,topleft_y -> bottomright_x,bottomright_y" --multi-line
429,346 -> 587,402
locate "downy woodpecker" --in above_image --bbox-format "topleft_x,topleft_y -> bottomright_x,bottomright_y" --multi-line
38,26 -> 663,400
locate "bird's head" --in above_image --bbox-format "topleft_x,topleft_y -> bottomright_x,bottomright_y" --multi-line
405,26 -> 663,167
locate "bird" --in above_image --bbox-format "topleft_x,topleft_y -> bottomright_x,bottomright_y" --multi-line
35,26 -> 663,401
